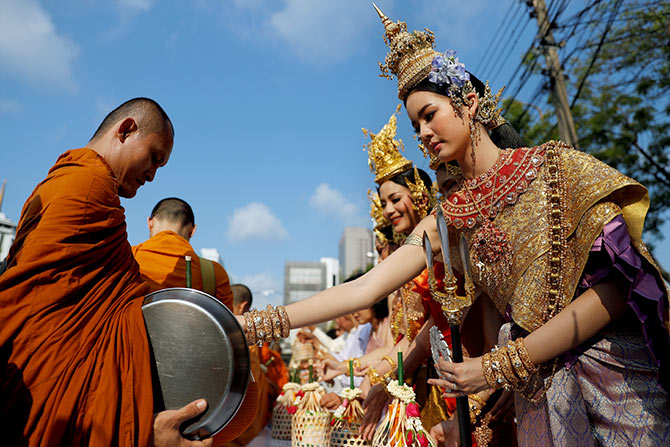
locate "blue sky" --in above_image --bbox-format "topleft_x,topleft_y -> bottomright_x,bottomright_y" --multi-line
1,0 -> 668,309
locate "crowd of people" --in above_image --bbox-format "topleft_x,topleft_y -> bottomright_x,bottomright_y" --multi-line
0,5 -> 668,447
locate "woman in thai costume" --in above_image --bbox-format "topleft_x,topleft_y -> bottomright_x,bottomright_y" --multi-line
241,8 -> 670,447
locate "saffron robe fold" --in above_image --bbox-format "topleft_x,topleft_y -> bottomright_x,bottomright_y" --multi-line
132,230 -> 234,310
0,149 -> 154,446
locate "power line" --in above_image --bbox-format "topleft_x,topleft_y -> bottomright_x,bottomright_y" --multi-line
474,1 -> 520,74
479,2 -> 527,78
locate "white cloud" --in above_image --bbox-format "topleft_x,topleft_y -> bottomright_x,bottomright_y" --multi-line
309,183 -> 366,225
0,99 -> 20,114
0,0 -> 78,88
269,0 -> 376,63
116,0 -> 154,11
226,202 -> 288,242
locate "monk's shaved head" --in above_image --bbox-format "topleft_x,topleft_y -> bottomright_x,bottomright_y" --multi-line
150,197 -> 195,228
91,97 -> 174,141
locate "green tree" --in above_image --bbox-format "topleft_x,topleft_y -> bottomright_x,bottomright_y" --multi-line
507,0 -> 670,247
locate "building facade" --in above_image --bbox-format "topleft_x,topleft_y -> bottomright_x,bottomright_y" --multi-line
338,227 -> 374,280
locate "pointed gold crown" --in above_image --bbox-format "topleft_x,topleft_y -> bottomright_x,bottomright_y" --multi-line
368,189 -> 390,229
374,5 -> 505,128
363,104 -> 413,184
373,4 -> 439,100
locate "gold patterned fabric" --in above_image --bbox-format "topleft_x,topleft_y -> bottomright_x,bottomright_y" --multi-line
445,141 -> 667,334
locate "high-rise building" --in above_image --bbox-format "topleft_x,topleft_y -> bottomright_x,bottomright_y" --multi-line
320,257 -> 339,288
0,212 -> 15,262
0,180 -> 16,262
338,227 -> 374,279
284,261 -> 327,305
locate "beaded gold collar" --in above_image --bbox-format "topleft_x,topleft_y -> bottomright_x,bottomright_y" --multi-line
439,146 -> 546,228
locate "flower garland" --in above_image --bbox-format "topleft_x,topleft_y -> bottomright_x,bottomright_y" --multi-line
276,382 -> 301,414
373,382 -> 436,447
295,382 -> 326,416
331,387 -> 364,429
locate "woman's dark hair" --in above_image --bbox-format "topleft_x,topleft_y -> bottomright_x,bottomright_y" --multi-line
405,72 -> 526,150
371,296 -> 389,320
377,167 -> 433,194
377,225 -> 395,244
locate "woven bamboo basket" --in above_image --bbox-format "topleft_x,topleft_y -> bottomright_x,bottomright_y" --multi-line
331,422 -> 369,447
271,404 -> 294,440
291,410 -> 330,447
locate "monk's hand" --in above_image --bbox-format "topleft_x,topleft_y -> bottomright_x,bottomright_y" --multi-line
429,418 -> 460,447
360,383 -> 390,440
320,392 -> 343,410
152,399 -> 213,447
428,355 -> 489,398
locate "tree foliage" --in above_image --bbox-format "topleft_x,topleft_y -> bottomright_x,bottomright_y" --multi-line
506,0 -> 670,246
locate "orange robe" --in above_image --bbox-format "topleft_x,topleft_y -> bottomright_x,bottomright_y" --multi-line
260,344 -> 289,391
132,231 -> 256,444
132,230 -> 234,310
0,149 -> 154,446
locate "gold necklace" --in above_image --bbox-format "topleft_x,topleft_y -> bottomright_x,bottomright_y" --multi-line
461,150 -> 512,286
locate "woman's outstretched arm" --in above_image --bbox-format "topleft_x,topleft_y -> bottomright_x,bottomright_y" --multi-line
284,215 -> 439,329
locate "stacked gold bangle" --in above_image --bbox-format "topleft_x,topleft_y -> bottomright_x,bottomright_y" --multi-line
382,355 -> 396,370
344,358 -> 362,376
480,338 -> 538,391
367,368 -> 384,385
467,393 -> 487,425
243,304 -> 290,346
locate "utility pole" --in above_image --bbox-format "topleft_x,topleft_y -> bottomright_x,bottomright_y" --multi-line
530,0 -> 579,147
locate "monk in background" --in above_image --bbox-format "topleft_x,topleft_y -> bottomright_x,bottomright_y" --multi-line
133,198 -> 258,444
133,197 -> 233,309
222,284 -> 288,446
0,97 -> 211,447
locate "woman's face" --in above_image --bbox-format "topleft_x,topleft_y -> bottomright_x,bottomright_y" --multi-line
352,308 -> 374,325
379,180 -> 419,234
406,90 -> 471,165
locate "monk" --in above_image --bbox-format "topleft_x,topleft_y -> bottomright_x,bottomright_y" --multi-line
132,197 -> 234,310
0,97 -> 211,447
220,284 -> 283,446
133,198 -> 258,444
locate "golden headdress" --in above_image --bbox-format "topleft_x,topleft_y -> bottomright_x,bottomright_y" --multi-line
363,104 -> 413,185
368,189 -> 389,229
373,4 -> 505,129
369,189 -> 393,246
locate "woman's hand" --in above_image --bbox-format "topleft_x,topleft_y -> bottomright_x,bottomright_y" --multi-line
429,418 -> 460,447
318,358 -> 346,382
359,375 -> 372,399
428,356 -> 490,397
361,384 -> 391,440
320,392 -> 343,410
152,399 -> 213,447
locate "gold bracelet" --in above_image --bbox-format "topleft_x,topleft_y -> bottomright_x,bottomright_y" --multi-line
382,355 -> 396,370
277,305 -> 291,338
383,369 -> 397,383
481,353 -> 497,388
506,340 -> 530,381
267,304 -> 282,340
467,393 -> 487,409
250,309 -> 263,345
493,348 -> 519,387
367,368 -> 384,385
486,348 -> 509,389
352,358 -> 361,370
243,312 -> 257,346
403,233 -> 423,247
514,338 -> 539,375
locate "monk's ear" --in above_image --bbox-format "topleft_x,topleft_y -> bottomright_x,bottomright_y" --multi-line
147,217 -> 154,232
117,118 -> 138,143
189,224 -> 197,239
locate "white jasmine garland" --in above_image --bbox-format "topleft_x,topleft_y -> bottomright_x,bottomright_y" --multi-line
341,387 -> 362,400
387,380 -> 415,403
